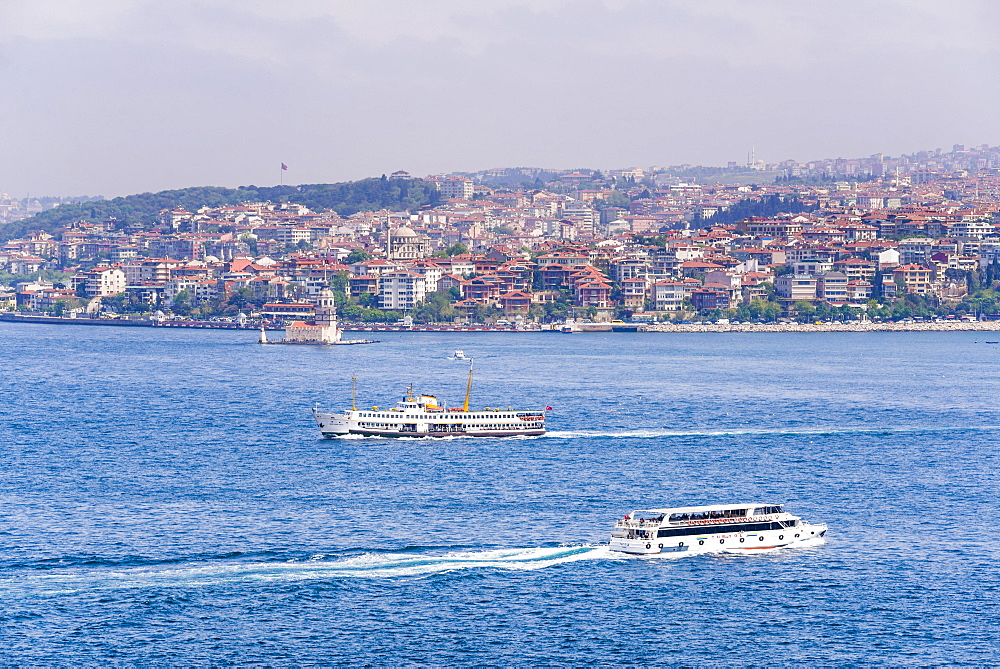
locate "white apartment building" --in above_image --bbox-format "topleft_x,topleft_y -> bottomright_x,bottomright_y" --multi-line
75,267 -> 127,298
436,178 -> 474,200
378,270 -> 427,311
652,281 -> 686,311
774,274 -> 817,301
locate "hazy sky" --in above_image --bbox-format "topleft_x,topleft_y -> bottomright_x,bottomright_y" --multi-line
2,0 -> 1000,198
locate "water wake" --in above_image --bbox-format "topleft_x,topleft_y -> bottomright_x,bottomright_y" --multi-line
2,545 -> 613,596
546,425 -> 1000,439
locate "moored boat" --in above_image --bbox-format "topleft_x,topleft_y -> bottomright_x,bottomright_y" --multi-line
609,503 -> 827,555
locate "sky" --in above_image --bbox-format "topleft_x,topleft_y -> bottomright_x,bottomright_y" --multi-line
2,0 -> 1000,198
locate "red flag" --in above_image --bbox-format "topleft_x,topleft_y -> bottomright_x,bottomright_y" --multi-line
281,163 -> 288,170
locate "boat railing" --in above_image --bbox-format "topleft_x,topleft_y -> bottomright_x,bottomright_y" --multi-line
616,518 -> 665,529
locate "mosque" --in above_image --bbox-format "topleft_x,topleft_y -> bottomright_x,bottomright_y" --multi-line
387,225 -> 429,260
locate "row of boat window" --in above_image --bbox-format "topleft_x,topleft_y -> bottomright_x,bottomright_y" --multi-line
655,521 -> 796,538
357,413 -> 523,420
360,423 -> 527,432
667,505 -> 782,522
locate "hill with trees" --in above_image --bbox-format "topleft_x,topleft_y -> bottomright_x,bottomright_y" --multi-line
0,177 -> 442,243
692,194 -> 817,227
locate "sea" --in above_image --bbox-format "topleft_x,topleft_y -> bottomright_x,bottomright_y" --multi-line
2,322 -> 999,665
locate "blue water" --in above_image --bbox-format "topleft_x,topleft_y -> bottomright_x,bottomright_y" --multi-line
2,323 -> 999,664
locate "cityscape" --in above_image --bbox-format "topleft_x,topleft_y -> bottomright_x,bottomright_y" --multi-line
5,142 -> 1000,329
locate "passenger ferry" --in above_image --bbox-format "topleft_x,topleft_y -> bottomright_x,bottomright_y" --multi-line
609,503 -> 827,555
312,364 -> 547,438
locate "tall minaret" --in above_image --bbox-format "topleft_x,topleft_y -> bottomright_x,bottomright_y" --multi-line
314,288 -> 341,343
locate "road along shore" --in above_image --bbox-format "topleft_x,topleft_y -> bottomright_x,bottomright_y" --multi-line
644,321 -> 1000,334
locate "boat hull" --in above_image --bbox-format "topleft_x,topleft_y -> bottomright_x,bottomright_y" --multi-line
313,411 -> 545,439
321,428 -> 546,438
609,522 -> 827,555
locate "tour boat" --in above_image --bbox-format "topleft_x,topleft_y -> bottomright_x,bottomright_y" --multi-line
453,349 -> 468,360
609,503 -> 827,555
312,364 -> 547,438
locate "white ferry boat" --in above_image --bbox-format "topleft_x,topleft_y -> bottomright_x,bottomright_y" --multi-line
609,503 -> 827,555
453,349 -> 468,360
312,365 -> 547,438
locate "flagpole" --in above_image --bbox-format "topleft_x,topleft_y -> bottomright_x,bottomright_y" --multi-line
280,164 -> 283,186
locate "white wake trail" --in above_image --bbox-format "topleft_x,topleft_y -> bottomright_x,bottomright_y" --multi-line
3,545 -> 613,596
546,425 -> 1000,439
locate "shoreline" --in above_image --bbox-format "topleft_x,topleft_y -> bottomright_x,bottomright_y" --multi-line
3,312 -> 999,334
644,321 -> 1000,333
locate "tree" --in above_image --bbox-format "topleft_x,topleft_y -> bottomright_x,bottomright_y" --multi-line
2,178 -> 444,244
329,271 -> 350,293
226,286 -> 254,311
340,304 -> 364,321
171,290 -> 192,316
446,242 -> 469,256
793,300 -> 816,323
411,290 -> 458,323
345,249 -> 370,264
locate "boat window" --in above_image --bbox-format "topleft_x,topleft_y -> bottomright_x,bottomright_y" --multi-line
656,521 -> 785,538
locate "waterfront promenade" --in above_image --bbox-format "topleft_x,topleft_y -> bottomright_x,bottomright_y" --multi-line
646,320 -> 1000,334
4,312 -> 1000,334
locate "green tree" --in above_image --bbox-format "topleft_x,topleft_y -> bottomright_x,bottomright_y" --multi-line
171,290 -> 192,316
793,300 -> 816,323
345,249 -> 370,264
446,242 -> 469,256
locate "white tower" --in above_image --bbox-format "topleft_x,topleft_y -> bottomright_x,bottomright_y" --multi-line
314,288 -> 341,343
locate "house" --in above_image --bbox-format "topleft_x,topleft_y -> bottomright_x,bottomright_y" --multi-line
892,264 -> 932,295
73,267 -> 127,298
498,291 -> 532,315
620,277 -> 649,309
651,281 -> 686,312
774,274 -> 818,301
816,272 -> 849,303
575,281 -> 612,308
691,287 -> 730,311
847,280 -> 873,302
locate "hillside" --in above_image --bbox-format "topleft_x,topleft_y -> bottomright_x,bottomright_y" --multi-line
0,177 -> 442,243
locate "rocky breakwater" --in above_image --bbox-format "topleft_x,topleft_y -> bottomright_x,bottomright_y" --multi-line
646,321 -> 1000,334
